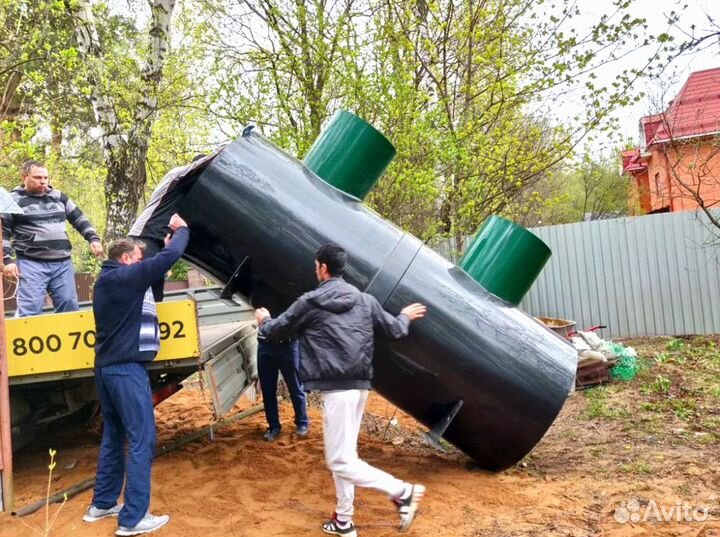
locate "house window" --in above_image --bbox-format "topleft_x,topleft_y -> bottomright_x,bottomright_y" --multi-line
655,172 -> 661,195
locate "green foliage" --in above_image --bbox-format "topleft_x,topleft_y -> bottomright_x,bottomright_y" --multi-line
620,460 -> 652,474
1,0 -> 217,257
169,260 -> 189,282
2,0 -> 680,255
513,152 -> 633,226
201,0 -> 658,240
645,374 -> 671,395
1,0 -> 90,170
668,398 -> 695,421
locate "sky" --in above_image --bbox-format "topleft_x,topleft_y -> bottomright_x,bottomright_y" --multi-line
568,0 -> 720,154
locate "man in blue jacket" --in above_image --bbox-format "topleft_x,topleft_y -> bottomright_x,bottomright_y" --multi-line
255,244 -> 427,537
83,214 -> 189,536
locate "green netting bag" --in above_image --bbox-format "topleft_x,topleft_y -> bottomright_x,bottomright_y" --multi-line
604,342 -> 639,381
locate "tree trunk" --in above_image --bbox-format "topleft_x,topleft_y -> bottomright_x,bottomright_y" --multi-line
69,0 -> 176,240
50,117 -> 63,156
0,71 -> 24,145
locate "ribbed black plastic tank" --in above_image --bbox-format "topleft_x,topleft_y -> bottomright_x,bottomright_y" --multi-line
176,133 -> 577,470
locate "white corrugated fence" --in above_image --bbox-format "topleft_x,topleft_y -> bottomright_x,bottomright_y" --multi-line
434,210 -> 720,338
521,211 -> 720,338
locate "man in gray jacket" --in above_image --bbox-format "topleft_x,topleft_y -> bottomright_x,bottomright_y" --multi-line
255,244 -> 427,537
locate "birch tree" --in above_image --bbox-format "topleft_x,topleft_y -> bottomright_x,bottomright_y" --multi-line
68,0 -> 177,239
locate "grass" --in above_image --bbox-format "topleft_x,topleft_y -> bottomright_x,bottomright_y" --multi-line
667,398 -> 696,421
577,336 -> 720,449
640,401 -> 663,412
701,417 -> 720,431
643,374 -> 671,395
620,460 -> 653,475
583,387 -> 629,419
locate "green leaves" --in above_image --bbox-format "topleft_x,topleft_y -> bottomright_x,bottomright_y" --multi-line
2,0 -> 688,249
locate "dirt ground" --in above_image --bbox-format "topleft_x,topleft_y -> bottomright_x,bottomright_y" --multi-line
2,335 -> 720,537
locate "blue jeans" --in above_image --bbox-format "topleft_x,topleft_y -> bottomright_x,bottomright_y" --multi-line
258,339 -> 308,430
16,257 -> 78,317
92,363 -> 156,528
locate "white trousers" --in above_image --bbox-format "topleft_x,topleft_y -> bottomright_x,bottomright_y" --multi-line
322,389 -> 407,520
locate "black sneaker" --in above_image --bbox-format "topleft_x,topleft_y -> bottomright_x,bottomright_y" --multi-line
321,514 -> 357,537
296,424 -> 309,438
393,484 -> 426,532
263,428 -> 281,442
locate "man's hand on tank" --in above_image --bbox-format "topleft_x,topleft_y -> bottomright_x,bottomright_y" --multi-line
2,262 -> 19,280
254,307 -> 271,324
168,214 -> 188,231
90,241 -> 104,258
401,303 -> 427,321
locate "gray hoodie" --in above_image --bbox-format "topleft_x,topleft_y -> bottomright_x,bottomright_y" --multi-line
258,277 -> 411,391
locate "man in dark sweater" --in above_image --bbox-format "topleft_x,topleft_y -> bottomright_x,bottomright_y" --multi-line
254,245 -> 427,537
250,285 -> 309,442
2,160 -> 103,316
129,153 -> 213,301
83,214 -> 189,536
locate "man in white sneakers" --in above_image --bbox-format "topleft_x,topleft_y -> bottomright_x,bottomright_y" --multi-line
255,244 -> 427,536
83,214 -> 190,536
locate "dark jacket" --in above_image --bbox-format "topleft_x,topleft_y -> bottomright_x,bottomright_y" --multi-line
93,228 -> 189,368
128,151 -> 219,241
258,277 -> 411,391
2,186 -> 100,263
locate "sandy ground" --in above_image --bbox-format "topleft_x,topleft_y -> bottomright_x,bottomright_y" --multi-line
2,348 -> 720,537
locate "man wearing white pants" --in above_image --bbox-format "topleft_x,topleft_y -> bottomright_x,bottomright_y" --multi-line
324,390 -> 411,521
255,244 -> 426,537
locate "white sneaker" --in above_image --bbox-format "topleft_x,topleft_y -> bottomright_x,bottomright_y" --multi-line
115,513 -> 170,536
394,484 -> 426,532
83,503 -> 123,522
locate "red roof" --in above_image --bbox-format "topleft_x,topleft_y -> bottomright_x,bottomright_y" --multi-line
644,67 -> 720,145
621,148 -> 646,173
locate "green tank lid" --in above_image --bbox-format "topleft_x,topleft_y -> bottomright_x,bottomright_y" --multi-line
304,110 -> 396,200
459,216 -> 551,305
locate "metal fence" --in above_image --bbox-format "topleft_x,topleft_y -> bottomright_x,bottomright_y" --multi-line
520,211 -> 720,338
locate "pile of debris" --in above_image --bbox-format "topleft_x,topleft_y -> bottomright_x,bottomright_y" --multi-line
537,317 -> 639,389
